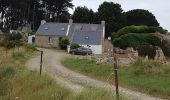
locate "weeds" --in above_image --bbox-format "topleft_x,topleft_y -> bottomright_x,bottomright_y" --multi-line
62,57 -> 170,99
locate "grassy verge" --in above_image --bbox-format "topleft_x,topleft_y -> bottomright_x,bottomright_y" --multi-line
62,57 -> 170,99
0,46 -> 126,100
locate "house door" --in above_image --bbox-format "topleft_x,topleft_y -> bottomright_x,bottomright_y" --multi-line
32,37 -> 35,44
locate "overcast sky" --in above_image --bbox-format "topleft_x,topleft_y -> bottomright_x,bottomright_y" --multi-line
69,0 -> 170,32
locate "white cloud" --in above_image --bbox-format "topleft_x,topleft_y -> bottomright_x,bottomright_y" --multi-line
71,0 -> 170,31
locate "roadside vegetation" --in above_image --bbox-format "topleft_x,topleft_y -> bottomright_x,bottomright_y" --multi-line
0,45 -> 126,100
62,57 -> 170,99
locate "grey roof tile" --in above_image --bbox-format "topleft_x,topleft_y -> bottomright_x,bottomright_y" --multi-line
36,23 -> 69,36
72,31 -> 102,45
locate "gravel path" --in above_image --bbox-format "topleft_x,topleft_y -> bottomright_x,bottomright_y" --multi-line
26,48 -> 165,100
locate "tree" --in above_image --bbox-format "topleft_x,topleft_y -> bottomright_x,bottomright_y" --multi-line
72,6 -> 97,23
43,0 -> 73,22
97,2 -> 125,37
0,0 -> 73,30
125,9 -> 159,26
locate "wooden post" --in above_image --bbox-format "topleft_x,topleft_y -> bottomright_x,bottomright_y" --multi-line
114,54 -> 119,100
40,51 -> 43,75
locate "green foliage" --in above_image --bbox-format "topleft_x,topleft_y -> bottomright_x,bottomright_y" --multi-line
97,2 -> 125,37
12,52 -> 25,61
29,32 -> 36,35
112,25 -> 166,39
72,6 -> 97,23
113,33 -> 161,49
59,38 -> 70,50
0,65 -> 16,96
3,33 -> 23,50
70,44 -> 81,49
25,44 -> 37,52
0,0 -> 73,30
125,9 -> 159,26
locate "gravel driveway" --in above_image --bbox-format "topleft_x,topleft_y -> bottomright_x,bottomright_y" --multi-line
26,48 -> 164,100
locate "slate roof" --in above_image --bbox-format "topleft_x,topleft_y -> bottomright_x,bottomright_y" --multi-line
72,31 -> 102,45
36,22 -> 103,45
36,23 -> 69,36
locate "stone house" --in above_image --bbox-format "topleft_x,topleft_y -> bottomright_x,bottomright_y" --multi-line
35,19 -> 106,54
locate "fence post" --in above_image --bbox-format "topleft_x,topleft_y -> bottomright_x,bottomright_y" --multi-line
114,54 -> 119,100
40,51 -> 43,75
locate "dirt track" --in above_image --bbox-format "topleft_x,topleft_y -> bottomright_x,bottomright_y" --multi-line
26,48 -> 164,100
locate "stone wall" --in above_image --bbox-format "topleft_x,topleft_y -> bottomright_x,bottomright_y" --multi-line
35,35 -> 61,48
104,40 -> 113,53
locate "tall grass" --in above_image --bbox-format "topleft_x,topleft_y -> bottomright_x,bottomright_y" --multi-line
133,57 -> 170,74
0,46 -> 122,100
62,57 -> 170,99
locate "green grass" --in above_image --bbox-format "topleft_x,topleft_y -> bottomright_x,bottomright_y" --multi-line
75,88 -> 126,100
62,57 -> 170,99
0,46 -> 125,100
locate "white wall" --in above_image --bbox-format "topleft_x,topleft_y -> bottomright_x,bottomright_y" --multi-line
28,35 -> 35,44
81,45 -> 102,54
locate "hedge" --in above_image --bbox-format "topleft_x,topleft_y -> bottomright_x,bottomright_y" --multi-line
112,25 -> 167,39
113,33 -> 161,49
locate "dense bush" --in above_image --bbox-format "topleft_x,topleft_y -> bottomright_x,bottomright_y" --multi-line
113,33 -> 161,49
162,46 -> 170,57
59,37 -> 70,50
137,45 -> 156,59
112,25 -> 166,39
70,44 -> 81,49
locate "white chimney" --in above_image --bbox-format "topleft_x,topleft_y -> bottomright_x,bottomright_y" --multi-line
101,21 -> 105,38
41,20 -> 46,25
69,19 -> 73,25
66,19 -> 73,36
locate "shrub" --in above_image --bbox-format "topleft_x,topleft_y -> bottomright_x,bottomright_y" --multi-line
29,32 -> 36,35
25,44 -> 37,52
12,52 -> 25,61
70,44 -> 81,49
162,46 -> 170,57
112,25 -> 166,39
59,37 -> 70,50
113,38 -> 128,49
137,45 -> 156,59
113,33 -> 161,49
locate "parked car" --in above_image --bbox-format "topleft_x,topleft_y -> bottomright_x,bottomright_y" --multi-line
69,47 -> 93,55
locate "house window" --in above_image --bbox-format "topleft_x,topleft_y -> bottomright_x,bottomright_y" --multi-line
85,36 -> 89,40
60,28 -> 65,31
48,37 -> 53,44
44,27 -> 48,30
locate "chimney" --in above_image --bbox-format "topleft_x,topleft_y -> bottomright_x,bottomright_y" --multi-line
41,20 -> 46,25
101,21 -> 105,54
101,21 -> 105,38
69,19 -> 73,25
66,19 -> 73,36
